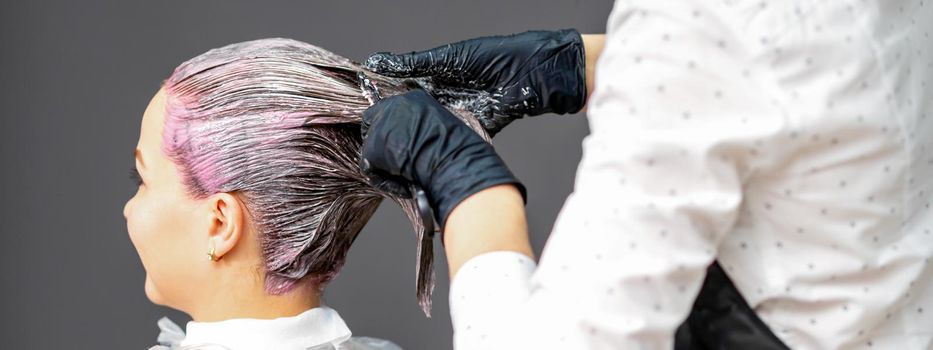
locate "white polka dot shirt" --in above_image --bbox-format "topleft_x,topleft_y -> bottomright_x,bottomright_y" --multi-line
449,1 -> 933,349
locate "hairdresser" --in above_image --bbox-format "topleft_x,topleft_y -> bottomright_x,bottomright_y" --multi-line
359,2 -> 932,349
359,29 -> 785,349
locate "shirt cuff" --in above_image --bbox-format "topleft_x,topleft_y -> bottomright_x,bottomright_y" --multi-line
449,251 -> 536,332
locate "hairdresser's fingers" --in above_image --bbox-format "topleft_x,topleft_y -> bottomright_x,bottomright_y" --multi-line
365,44 -> 461,79
360,157 -> 409,195
359,114 -> 372,139
360,94 -> 417,178
363,166 -> 413,198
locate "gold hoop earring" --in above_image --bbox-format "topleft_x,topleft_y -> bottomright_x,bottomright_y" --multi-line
207,241 -> 220,262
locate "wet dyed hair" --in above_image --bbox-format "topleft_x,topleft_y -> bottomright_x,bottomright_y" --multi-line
161,38 -> 489,316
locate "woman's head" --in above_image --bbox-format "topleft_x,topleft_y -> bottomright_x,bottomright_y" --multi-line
124,38 -> 487,317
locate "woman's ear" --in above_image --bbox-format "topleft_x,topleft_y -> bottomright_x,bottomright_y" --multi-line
205,193 -> 248,261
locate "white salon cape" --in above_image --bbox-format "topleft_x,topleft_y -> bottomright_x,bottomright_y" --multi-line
450,1 -> 933,349
149,306 -> 402,350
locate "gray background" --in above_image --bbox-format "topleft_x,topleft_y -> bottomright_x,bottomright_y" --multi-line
0,1 -> 613,348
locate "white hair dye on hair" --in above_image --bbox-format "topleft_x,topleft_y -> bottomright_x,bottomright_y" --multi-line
161,38 -> 490,316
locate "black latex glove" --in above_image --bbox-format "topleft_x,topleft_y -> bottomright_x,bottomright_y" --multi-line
365,29 -> 586,135
360,89 -> 526,227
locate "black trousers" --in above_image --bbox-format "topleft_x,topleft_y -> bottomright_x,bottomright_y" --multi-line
673,262 -> 790,350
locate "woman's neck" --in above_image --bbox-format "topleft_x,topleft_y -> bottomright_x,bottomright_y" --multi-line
188,275 -> 322,323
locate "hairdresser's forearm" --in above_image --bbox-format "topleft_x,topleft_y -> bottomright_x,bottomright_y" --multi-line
443,184 -> 533,279
581,34 -> 605,104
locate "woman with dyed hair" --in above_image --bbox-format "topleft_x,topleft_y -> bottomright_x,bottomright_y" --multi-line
124,38 -> 500,350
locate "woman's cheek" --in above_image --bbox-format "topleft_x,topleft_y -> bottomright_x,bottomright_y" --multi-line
125,195 -> 169,303
125,195 -> 146,257
128,194 -> 180,278
134,196 -> 189,306
127,197 -> 159,262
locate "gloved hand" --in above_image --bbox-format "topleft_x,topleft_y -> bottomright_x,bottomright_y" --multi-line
365,29 -> 586,135
360,89 -> 526,227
